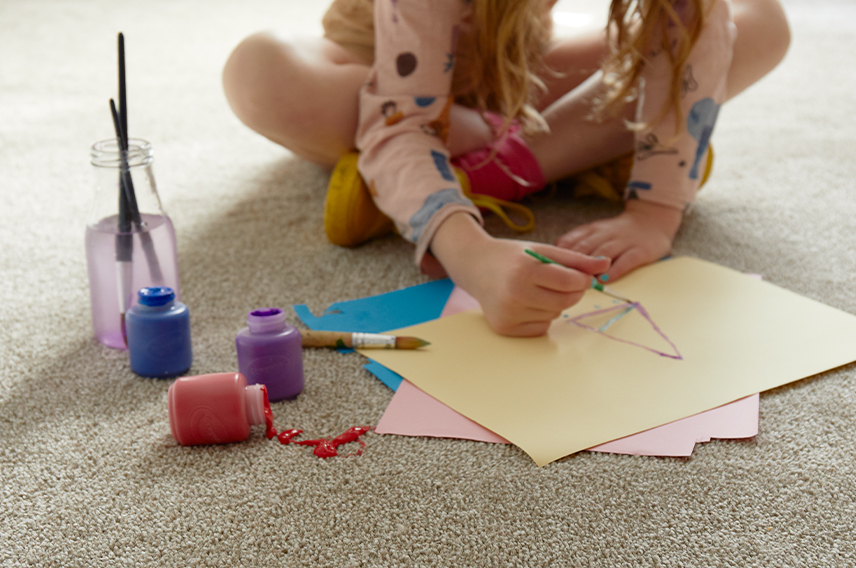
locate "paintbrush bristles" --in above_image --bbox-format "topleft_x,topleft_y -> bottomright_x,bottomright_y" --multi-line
394,336 -> 431,350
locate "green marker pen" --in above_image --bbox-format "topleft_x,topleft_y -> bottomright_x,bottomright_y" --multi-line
524,249 -> 633,303
524,249 -> 559,265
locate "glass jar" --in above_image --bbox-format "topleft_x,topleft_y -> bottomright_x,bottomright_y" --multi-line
86,138 -> 180,349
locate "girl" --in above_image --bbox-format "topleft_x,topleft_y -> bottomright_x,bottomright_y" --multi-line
222,0 -> 790,337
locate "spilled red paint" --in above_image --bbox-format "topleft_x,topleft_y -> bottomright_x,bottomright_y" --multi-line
332,426 -> 372,445
278,426 -> 372,458
260,386 -> 278,439
277,429 -> 303,444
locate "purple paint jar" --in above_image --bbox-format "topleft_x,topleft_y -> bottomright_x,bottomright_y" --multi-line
235,308 -> 304,401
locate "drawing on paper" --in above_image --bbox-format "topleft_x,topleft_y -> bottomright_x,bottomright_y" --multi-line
566,302 -> 683,360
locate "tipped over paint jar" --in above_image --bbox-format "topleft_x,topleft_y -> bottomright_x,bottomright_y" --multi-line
168,372 -> 276,445
236,308 -> 304,401
125,286 -> 192,378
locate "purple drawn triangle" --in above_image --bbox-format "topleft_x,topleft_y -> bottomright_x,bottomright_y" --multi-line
567,302 -> 683,360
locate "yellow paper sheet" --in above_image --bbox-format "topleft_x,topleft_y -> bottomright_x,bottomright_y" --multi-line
361,258 -> 856,466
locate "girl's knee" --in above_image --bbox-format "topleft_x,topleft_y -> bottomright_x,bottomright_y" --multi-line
737,0 -> 791,64
224,32 -> 290,123
757,0 -> 791,63
224,31 -> 329,142
772,6 -> 791,64
727,0 -> 791,98
222,32 -> 365,165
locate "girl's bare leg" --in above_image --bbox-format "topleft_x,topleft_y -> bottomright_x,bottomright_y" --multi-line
726,0 -> 792,99
526,0 -> 790,280
530,0 -> 791,183
222,32 -> 493,167
223,32 -> 370,167
535,29 -> 609,112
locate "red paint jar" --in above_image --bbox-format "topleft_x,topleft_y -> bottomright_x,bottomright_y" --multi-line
168,372 -> 276,445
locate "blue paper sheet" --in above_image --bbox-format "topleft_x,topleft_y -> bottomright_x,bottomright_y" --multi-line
293,279 -> 454,332
293,279 -> 455,391
362,360 -> 404,391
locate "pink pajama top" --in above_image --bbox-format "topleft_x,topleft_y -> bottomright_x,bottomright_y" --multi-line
355,0 -> 736,264
355,0 -> 477,265
625,0 -> 737,211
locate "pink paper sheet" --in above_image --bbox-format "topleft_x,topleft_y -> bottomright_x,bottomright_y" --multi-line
376,378 -> 510,443
375,286 -> 760,457
376,379 -> 759,456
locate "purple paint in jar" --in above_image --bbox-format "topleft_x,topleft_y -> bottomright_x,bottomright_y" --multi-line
236,308 -> 304,401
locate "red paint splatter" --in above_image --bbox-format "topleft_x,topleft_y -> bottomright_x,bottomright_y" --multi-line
332,426 -> 372,445
260,385 -> 277,439
277,426 -> 372,458
297,439 -> 339,458
277,429 -> 303,444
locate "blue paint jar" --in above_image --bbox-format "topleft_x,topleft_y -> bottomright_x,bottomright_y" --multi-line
126,287 -> 192,378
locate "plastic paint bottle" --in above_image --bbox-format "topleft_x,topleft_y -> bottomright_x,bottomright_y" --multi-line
235,308 -> 304,401
168,372 -> 276,445
125,287 -> 192,378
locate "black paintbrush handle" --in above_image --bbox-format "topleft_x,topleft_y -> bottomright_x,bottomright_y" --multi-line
110,97 -> 163,282
119,33 -> 128,149
113,36 -> 164,283
109,99 -> 132,230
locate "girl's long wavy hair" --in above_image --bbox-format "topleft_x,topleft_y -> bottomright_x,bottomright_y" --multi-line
596,0 -> 707,131
457,0 -> 706,135
454,0 -> 553,135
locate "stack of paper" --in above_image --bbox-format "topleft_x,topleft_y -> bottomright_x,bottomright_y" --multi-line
296,258 -> 856,465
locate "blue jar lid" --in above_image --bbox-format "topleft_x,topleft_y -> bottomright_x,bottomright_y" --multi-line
138,287 -> 175,306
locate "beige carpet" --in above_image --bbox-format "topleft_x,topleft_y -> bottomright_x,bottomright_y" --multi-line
2,0 -> 855,565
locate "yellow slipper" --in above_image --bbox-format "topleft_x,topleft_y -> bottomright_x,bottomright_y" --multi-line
572,146 -> 714,201
324,152 -> 395,247
324,152 -> 536,247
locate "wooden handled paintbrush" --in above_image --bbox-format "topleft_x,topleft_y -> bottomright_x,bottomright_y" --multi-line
301,331 -> 430,350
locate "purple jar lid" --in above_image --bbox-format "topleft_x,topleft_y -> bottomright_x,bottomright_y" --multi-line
247,307 -> 287,333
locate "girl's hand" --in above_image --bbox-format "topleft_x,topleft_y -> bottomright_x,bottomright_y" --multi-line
468,239 -> 609,336
431,213 -> 610,337
555,200 -> 683,281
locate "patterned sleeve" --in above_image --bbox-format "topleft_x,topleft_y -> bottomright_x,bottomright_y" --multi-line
355,0 -> 482,265
624,0 -> 737,212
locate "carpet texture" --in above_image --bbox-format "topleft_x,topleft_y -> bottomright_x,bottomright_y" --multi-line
2,0 -> 855,566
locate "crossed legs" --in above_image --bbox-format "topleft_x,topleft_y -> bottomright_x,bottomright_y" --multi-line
223,0 -> 788,177
223,0 -> 790,280
222,32 -> 495,167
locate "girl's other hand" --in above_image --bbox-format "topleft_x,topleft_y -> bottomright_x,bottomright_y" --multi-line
555,200 -> 683,281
